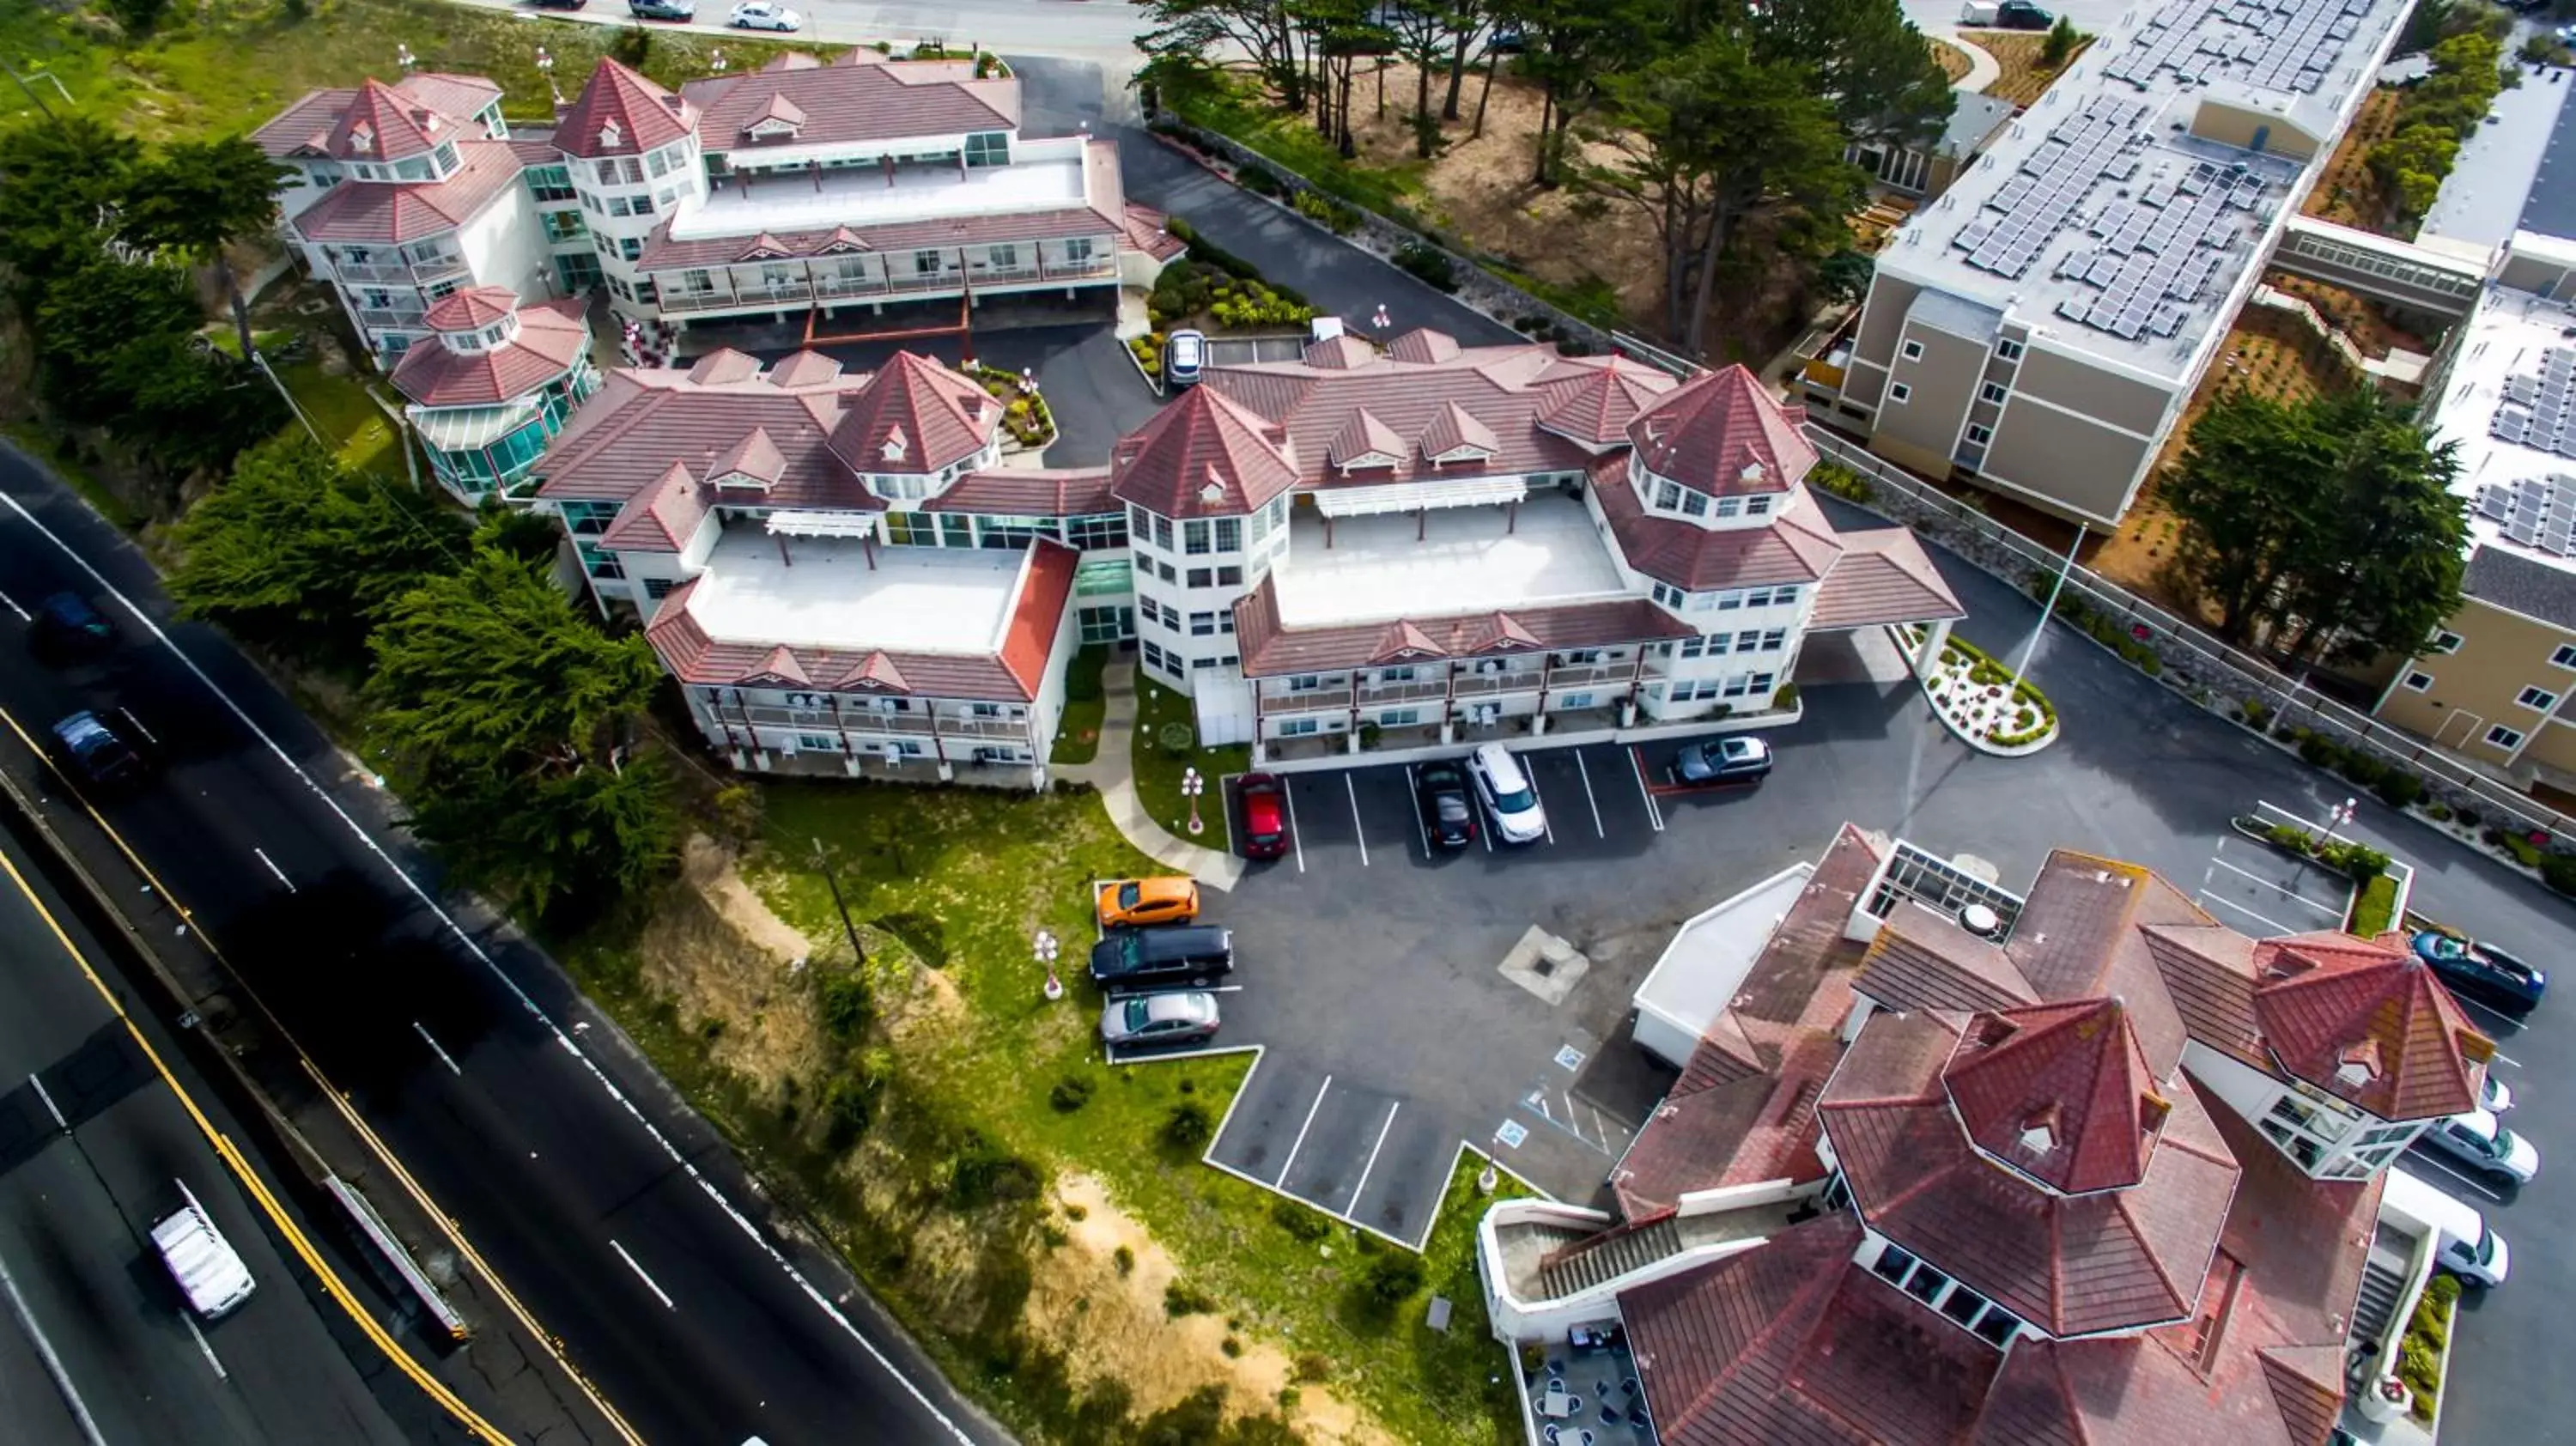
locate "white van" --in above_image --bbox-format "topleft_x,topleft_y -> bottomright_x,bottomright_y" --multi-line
2382,1167 -> 2509,1287
1467,743 -> 1548,844
151,1182 -> 257,1320
1959,1 -> 2001,22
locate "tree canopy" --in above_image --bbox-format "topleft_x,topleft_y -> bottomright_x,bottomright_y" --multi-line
2165,386 -> 2467,666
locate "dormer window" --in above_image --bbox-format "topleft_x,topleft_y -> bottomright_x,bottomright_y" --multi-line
599,119 -> 625,151
2018,1121 -> 2056,1155
881,428 -> 908,464
450,331 -> 485,353
349,123 -> 375,154
482,324 -> 509,347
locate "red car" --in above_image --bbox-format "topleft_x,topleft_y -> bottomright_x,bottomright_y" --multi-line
1237,772 -> 1291,860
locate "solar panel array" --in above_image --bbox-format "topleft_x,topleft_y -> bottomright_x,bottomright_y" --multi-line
2490,346 -> 2576,463
1953,96 -> 2150,280
2049,160 -> 2268,337
2099,0 -> 2372,94
2473,472 -> 2576,557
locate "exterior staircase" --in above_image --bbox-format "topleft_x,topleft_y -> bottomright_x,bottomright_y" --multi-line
2348,1224 -> 2415,1356
1538,1212 -> 1686,1300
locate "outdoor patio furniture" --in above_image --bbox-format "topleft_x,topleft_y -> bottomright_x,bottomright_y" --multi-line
1601,1407 -> 1622,1425
1540,1388 -> 1577,1419
1543,1427 -> 1560,1444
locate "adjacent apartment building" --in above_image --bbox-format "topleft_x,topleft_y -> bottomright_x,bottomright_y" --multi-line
1820,0 -> 2411,526
2369,232 -> 2576,794
1479,826 -> 2493,1445
535,331 -> 1968,784
256,52 -> 1175,364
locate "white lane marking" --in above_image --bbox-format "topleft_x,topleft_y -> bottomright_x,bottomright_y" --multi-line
2207,856 -> 2343,916
0,1247 -> 108,1445
2405,1151 -> 2506,1203
251,847 -> 296,893
1403,765 -> 1430,859
2196,890 -> 2297,938
183,1315 -> 228,1379
0,495 -> 983,1445
1275,1075 -> 1334,1188
1282,782 -> 1305,874
1345,775 -> 1370,868
2493,1051 -> 2522,1068
2451,991 -> 2529,1041
413,1021 -> 463,1077
27,1074 -> 65,1130
118,711 -> 160,750
609,1241 -> 676,1309
1526,768 -> 1554,846
0,589 -> 27,623
1346,1103 -> 1401,1212
1627,747 -> 1664,832
1574,750 -> 1604,839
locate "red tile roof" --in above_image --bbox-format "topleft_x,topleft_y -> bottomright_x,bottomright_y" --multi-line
388,295 -> 590,410
2139,923 -> 2268,1069
556,60 -> 696,160
708,425 -> 787,488
1854,901 -> 2040,1013
1534,357 -> 1674,447
325,77 -> 458,162
254,73 -> 499,161
823,350 -> 998,477
1630,362 -> 1818,497
424,285 -> 519,330
681,51 -> 1018,154
765,350 -> 845,388
1387,326 -> 1463,363
536,360 -> 882,513
1419,398 -> 1498,459
1592,456 -> 1846,591
601,462 -> 712,552
1230,580 -> 1689,677
923,467 -> 1118,516
1109,384 -> 1300,519
1941,999 -> 2171,1195
290,139 -> 524,243
1121,203 -> 1188,262
1820,1009 -> 2241,1338
2250,932 -> 2488,1121
1808,527 -> 1968,629
1993,853 -> 2211,1077
644,540 -> 1075,701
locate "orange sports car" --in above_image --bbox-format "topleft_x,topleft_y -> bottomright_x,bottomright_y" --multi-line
1096,876 -> 1201,929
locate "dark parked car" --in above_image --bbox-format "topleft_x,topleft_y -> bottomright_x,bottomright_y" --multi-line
1414,760 -> 1475,849
28,592 -> 117,662
1994,0 -> 2053,27
1238,772 -> 1291,860
1090,924 -> 1235,991
1674,736 -> 1773,787
2411,930 -> 2546,1014
51,709 -> 150,791
532,0 -> 587,9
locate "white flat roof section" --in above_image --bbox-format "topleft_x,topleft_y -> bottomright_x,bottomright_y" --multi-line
687,531 -> 1024,654
1631,864 -> 1818,1067
671,144 -> 1088,242
1272,495 -> 1633,630
1876,0 -> 2409,381
2432,286 -> 2576,575
2418,70 -> 2571,252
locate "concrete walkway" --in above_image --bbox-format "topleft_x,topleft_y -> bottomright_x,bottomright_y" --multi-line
1929,27 -> 2005,94
1056,659 -> 1247,890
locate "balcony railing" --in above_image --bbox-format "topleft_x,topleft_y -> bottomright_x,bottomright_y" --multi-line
1542,660 -> 1640,689
732,707 -> 1030,740
1258,689 -> 1352,716
331,253 -> 469,286
650,256 -> 1122,313
354,307 -> 428,329
1355,678 -> 1450,706
1451,670 -> 1543,697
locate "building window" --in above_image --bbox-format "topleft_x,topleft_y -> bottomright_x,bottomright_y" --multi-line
618,237 -> 643,262
1939,1283 -> 1990,1328
1218,564 -> 1243,586
1190,611 -> 1217,635
1157,560 -> 1177,583
1900,340 -> 1925,362
1971,1305 -> 2022,1347
1965,423 -> 1993,446
964,131 -> 1010,167
1187,567 -> 1214,588
1288,673 -> 1324,691
1680,490 -> 1710,518
1713,497 -> 1742,519
1655,480 -> 1681,510
1979,382 -> 2008,404
1744,495 -> 1771,517
2554,644 -> 2576,670
1066,513 -> 1127,550
987,243 -> 1018,271
1279,717 -> 1320,737
1153,515 -> 1175,550
1902,1261 -> 1951,1304
1996,338 -> 2025,362
526,165 -> 576,202
2430,629 -> 2464,653
2518,685 -> 2558,711
1870,1243 -> 1918,1285
1889,382 -> 1912,404
643,577 -> 676,599
1185,519 -> 1212,554
2486,725 -> 2525,750
1066,236 -> 1095,263
914,249 -> 945,276
542,209 -> 590,243
1214,517 -> 1242,552
1381,708 -> 1421,726
2402,671 -> 2433,692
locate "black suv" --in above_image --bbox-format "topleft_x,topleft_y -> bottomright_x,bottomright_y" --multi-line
51,709 -> 152,792
28,592 -> 117,662
1090,925 -> 1234,991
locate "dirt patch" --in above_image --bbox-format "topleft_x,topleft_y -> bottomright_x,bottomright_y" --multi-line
1039,1175 -> 1394,1445
2267,275 -> 2439,360
641,835 -> 829,1092
1966,31 -> 2095,107
2304,88 -> 2404,233
1930,37 -> 1976,83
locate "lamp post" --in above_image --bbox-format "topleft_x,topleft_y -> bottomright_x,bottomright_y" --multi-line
710,47 -> 729,76
535,45 -> 558,106
1182,766 -> 1205,835
396,42 -> 416,72
2318,796 -> 2357,853
1035,928 -> 1062,1001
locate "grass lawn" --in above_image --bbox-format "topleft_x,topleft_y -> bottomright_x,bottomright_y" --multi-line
1132,675 -> 1248,852
276,359 -> 404,481
1176,76 -> 1430,222
3,424 -> 144,531
551,777 -> 1529,1444
2349,872 -> 2399,937
1050,644 -> 1108,767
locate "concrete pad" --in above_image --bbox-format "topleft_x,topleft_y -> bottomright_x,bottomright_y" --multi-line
1499,926 -> 1590,1006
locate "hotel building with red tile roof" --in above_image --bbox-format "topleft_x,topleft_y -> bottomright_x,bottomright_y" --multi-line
1476,829 -> 2494,1446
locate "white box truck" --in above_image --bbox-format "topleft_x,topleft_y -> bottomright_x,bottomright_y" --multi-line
151,1182 -> 257,1320
2382,1166 -> 2509,1287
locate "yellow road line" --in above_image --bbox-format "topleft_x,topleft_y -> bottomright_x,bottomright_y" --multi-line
0,839 -> 515,1445
0,705 -> 646,1446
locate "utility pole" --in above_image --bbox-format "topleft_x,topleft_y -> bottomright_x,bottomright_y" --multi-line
810,837 -> 866,965
1,57 -> 61,119
2011,524 -> 2088,696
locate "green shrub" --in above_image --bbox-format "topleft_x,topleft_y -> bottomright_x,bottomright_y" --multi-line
1050,1076 -> 1095,1112
1272,1198 -> 1332,1241
1113,1244 -> 1135,1275
2503,833 -> 2543,867
1807,462 -> 1874,504
1773,683 -> 1801,709
2266,822 -> 2316,854
1164,1279 -> 1218,1315
2542,852 -> 2576,898
2374,771 -> 2425,811
1162,1100 -> 1214,1153
2337,751 -> 2389,789
2239,698 -> 2272,730
1238,164 -> 1285,197
1354,1252 -> 1426,1320
1391,240 -> 1460,292
817,968 -> 872,1040
1291,189 -> 1362,234
2299,734 -> 2345,770
948,1129 -> 1042,1208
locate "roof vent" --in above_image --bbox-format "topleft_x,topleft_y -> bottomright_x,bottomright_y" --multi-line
1959,903 -> 2005,940
2019,1121 -> 2057,1155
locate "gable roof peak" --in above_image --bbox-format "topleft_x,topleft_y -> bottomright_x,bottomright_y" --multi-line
1941,996 -> 2167,1195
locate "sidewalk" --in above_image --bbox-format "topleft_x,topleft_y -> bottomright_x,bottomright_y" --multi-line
1929,28 -> 2005,93
1057,659 -> 1247,891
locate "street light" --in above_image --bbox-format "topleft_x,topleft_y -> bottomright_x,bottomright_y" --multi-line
1035,928 -> 1062,1001
1182,766 -> 1206,835
395,42 -> 416,72
2318,796 -> 2358,852
710,47 -> 729,75
534,45 -> 559,106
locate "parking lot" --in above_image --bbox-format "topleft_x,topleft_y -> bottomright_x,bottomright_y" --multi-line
2187,801 -> 2358,939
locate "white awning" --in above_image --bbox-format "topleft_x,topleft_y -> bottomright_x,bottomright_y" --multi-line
410,399 -> 536,453
1314,475 -> 1528,519
765,510 -> 883,538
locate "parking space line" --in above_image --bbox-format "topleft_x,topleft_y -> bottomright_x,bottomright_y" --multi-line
1346,1103 -> 1401,1212
2197,890 -> 2297,938
1403,766 -> 1430,859
0,590 -> 26,623
1627,747 -> 1665,832
1574,751 -> 1605,839
1275,1075 -> 1334,1188
1346,775 -> 1370,868
1283,784 -> 1305,874
2207,856 -> 2343,916
2405,1152 -> 2506,1203
1526,769 -> 1554,846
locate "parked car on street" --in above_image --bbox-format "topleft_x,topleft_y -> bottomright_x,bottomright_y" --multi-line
2419,1107 -> 2540,1185
629,0 -> 695,15
1237,773 -> 1291,860
28,591 -> 117,662
1990,0 -> 2054,27
2409,929 -> 2546,1014
1097,876 -> 1200,929
1674,736 -> 1773,787
1467,743 -> 1546,844
1100,990 -> 1221,1048
2482,1071 -> 2513,1115
728,1 -> 799,27
50,709 -> 149,792
1414,760 -> 1476,849
1090,924 -> 1234,991
1165,329 -> 1206,387
532,0 -> 588,10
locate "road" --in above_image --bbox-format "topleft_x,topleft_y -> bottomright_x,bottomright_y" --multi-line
0,452 -> 1010,1446
0,811 -> 420,1446
448,0 -> 1151,63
